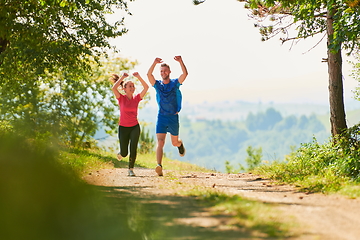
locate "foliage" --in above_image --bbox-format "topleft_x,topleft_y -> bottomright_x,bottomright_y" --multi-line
226,146 -> 263,173
336,123 -> 360,178
242,0 -> 360,52
350,52 -> 360,101
255,124 -> 360,193
243,145 -> 263,171
193,0 -> 206,5
246,108 -> 282,131
0,0 -> 141,146
0,131 -> 139,240
59,147 -> 115,176
0,55 -> 138,147
244,0 -> 356,136
0,120 -> 13,136
0,0 -> 132,81
194,0 -> 360,50
138,124 -> 156,154
225,160 -> 235,173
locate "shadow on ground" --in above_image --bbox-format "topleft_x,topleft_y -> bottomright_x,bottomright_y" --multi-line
98,185 -> 285,240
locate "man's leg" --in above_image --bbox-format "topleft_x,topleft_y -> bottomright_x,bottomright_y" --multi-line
168,115 -> 185,157
171,135 -> 186,157
156,133 -> 166,165
170,135 -> 182,148
155,133 -> 166,176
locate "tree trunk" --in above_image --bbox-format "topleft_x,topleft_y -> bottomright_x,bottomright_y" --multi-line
326,7 -> 347,136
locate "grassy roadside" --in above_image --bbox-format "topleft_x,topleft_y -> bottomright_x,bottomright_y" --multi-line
251,136 -> 360,199
58,147 -> 298,238
254,162 -> 360,199
58,147 -> 213,177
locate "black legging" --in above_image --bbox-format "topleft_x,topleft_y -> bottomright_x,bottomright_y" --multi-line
118,124 -> 140,169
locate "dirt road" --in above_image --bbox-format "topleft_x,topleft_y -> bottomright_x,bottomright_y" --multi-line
84,168 -> 360,240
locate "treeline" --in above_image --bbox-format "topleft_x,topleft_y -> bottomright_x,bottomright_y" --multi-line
159,108 -> 329,172
245,108 -> 325,132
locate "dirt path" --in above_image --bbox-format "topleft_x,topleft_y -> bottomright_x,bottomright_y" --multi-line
84,168 -> 360,240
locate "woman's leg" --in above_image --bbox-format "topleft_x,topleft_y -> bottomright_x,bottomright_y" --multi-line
118,125 -> 130,158
128,124 -> 140,169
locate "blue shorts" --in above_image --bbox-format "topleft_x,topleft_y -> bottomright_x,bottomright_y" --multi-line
156,114 -> 179,136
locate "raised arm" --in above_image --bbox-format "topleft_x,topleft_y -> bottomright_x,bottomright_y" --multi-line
133,72 -> 149,99
174,55 -> 188,84
147,57 -> 163,86
112,73 -> 128,99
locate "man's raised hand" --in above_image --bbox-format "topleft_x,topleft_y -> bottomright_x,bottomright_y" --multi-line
154,57 -> 163,64
174,56 -> 183,62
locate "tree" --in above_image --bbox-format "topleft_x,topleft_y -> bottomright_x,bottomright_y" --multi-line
194,0 -> 360,137
243,145 -> 263,171
46,55 -> 139,146
0,1 -> 136,145
245,108 -> 282,131
232,146 -> 263,172
0,0 -> 131,80
0,54 -> 139,146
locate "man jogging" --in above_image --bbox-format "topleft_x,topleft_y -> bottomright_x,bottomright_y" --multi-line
147,56 -> 188,176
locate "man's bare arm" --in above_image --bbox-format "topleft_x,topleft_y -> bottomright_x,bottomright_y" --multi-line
174,56 -> 188,84
147,57 -> 163,86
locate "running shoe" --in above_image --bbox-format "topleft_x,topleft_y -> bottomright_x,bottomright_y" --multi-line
117,152 -> 122,161
178,142 -> 186,157
128,169 -> 136,177
155,164 -> 163,176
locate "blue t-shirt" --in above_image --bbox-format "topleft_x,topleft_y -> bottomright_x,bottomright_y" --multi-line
153,79 -> 182,115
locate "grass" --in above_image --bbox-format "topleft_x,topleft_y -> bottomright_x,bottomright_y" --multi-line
254,161 -> 360,199
58,147 -> 214,177
252,135 -> 360,198
58,147 -> 115,176
338,184 -> 360,199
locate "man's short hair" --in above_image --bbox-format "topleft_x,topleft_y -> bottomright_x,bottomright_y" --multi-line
161,63 -> 170,70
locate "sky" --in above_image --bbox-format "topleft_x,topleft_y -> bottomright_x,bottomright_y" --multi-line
109,0 -> 360,109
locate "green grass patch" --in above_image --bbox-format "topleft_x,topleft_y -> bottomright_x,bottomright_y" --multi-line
135,152 -> 213,172
58,148 -> 214,177
58,147 -> 116,176
253,132 -> 360,197
338,184 -> 360,199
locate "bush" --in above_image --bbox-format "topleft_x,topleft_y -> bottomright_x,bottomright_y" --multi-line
255,126 -> 360,193
139,127 -> 155,154
0,132 -> 139,240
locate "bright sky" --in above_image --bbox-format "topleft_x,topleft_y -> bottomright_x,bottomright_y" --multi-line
109,0 -> 359,108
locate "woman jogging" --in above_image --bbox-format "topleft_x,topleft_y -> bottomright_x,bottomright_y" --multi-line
110,72 -> 149,177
